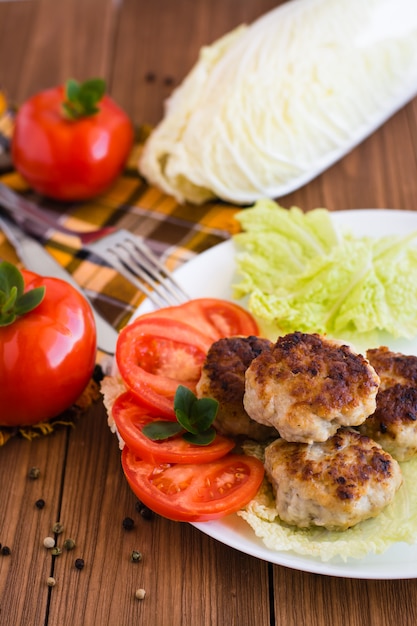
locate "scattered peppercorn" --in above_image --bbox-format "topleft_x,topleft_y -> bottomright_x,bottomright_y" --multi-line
1,546 -> 11,556
28,467 -> 40,480
43,537 -> 55,549
130,550 -> 143,563
122,517 -> 135,531
46,577 -> 56,587
135,501 -> 154,520
63,538 -> 76,551
145,72 -> 156,83
35,499 -> 45,509
52,522 -> 64,535
135,588 -> 146,600
74,558 -> 85,570
51,547 -> 62,557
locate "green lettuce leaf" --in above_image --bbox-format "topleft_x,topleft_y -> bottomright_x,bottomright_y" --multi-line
233,200 -> 417,341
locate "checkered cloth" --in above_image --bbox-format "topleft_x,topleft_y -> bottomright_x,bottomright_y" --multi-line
0,134 -> 241,444
0,142 -> 241,331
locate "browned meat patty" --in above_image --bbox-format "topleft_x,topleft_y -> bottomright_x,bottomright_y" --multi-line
264,428 -> 403,530
367,346 -> 417,390
244,332 -> 380,443
196,335 -> 278,441
359,384 -> 417,461
360,347 -> 417,461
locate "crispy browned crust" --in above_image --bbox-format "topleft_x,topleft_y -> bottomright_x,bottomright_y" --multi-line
264,428 -> 402,529
359,383 -> 417,461
362,384 -> 417,435
200,335 -> 272,402
367,346 -> 417,390
252,332 -> 379,418
282,430 -> 395,501
197,335 -> 276,441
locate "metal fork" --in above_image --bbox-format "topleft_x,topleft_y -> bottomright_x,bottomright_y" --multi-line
85,230 -> 190,309
0,182 -> 189,309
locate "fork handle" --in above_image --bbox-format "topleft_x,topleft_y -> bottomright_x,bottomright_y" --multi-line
0,182 -> 113,243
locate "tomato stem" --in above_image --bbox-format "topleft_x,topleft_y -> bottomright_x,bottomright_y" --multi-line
0,261 -> 45,326
62,78 -> 106,120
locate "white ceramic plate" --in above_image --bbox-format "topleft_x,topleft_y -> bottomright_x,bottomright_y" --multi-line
136,209 -> 417,579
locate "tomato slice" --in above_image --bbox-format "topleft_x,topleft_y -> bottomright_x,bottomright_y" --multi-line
116,317 -> 213,418
121,446 -> 265,522
140,298 -> 259,342
112,391 -> 235,463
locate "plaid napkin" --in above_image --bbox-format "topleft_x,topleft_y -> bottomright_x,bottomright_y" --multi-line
0,124 -> 241,443
0,142 -> 241,330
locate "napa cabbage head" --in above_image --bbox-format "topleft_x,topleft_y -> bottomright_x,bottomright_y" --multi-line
139,0 -> 417,204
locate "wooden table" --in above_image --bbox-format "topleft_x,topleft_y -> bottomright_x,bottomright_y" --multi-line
1,1 -> 417,625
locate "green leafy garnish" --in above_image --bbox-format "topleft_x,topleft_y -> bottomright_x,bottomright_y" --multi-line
233,199 -> 417,344
142,385 -> 219,446
62,78 -> 106,120
142,420 -> 183,441
0,261 -> 45,326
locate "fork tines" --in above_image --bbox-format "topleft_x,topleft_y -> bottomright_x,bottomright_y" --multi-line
86,230 -> 189,309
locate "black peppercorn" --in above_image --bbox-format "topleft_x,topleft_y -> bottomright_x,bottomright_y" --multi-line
1,546 -> 11,556
122,517 -> 135,531
135,501 -> 154,520
35,499 -> 45,509
74,558 -> 85,570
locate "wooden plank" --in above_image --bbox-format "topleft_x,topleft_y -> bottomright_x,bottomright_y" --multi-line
1,1 -> 417,624
0,430 -> 69,624
0,0 -> 38,100
272,567 -> 417,626
111,0 -> 283,125
0,0 -> 118,104
45,402 -> 271,626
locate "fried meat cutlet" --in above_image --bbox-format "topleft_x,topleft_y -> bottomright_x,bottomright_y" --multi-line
264,428 -> 403,530
367,346 -> 417,390
196,335 -> 278,441
360,347 -> 417,461
244,332 -> 380,444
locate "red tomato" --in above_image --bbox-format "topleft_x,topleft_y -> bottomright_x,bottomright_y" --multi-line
0,270 -> 97,426
112,391 -> 235,464
11,81 -> 133,201
121,446 -> 265,522
116,317 -> 213,418
140,298 -> 259,342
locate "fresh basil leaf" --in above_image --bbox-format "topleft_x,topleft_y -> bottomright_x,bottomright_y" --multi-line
174,385 -> 196,416
176,407 -> 200,434
142,420 -> 184,441
183,427 -> 217,446
190,396 -> 218,431
174,385 -> 219,438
